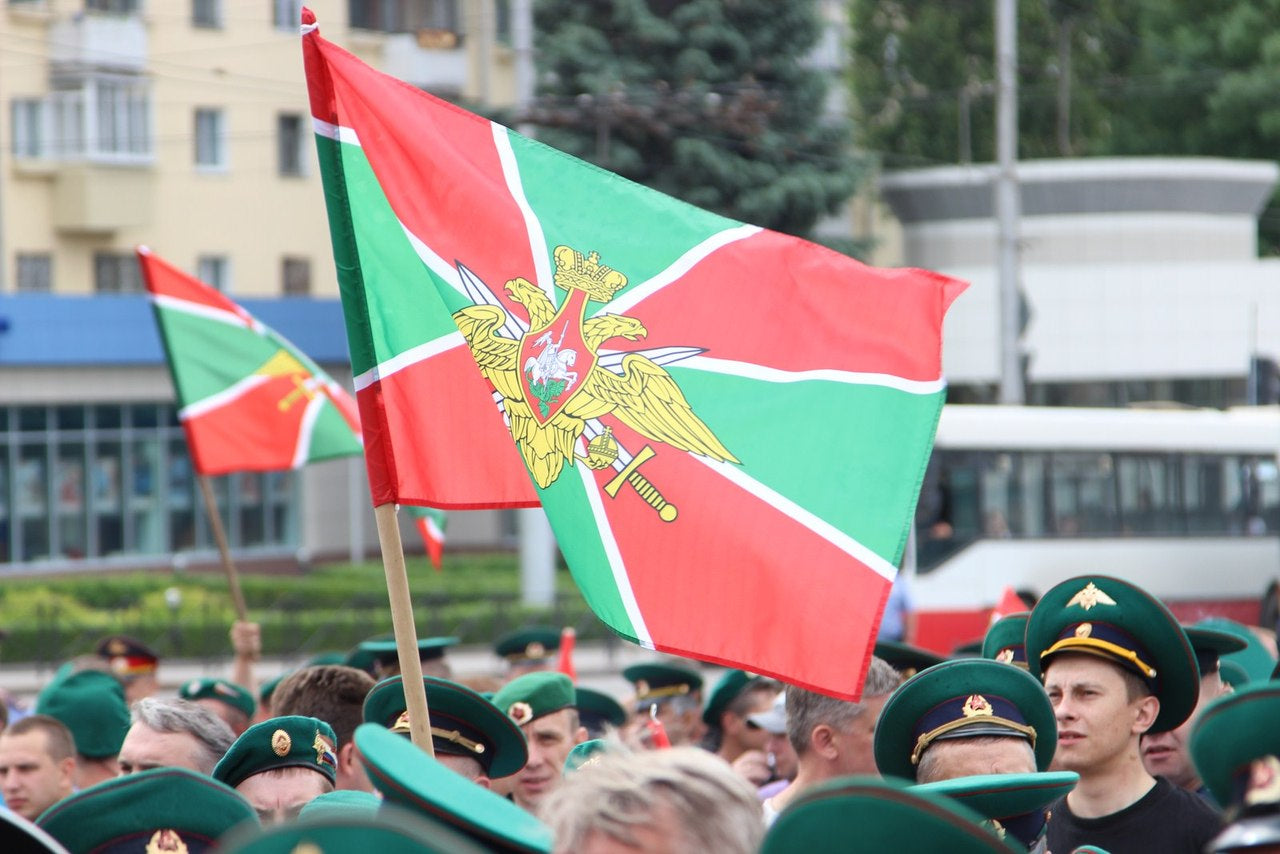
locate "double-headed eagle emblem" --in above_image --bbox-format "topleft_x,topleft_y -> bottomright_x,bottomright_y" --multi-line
453,246 -> 738,511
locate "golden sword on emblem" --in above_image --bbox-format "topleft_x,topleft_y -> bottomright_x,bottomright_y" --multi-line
580,426 -> 678,522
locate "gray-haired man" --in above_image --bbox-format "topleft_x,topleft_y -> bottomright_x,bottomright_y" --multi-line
117,697 -> 236,776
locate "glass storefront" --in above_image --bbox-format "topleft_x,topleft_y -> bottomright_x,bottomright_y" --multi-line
0,403 -> 299,565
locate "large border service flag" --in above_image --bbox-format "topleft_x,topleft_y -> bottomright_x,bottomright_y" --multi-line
302,10 -> 965,699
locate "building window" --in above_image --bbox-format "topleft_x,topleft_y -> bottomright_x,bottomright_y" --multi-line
85,0 -> 142,13
273,0 -> 302,29
282,257 -> 311,296
194,108 -> 226,170
10,98 -> 43,158
93,252 -> 143,293
15,254 -> 52,292
277,113 -> 306,177
192,0 -> 221,27
37,74 -> 152,163
348,0 -> 459,34
196,255 -> 230,292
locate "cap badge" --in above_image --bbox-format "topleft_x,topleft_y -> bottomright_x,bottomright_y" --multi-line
996,648 -> 1015,664
214,682 -> 238,698
313,731 -> 336,769
962,694 -> 994,718
986,819 -> 1007,841
526,641 -> 546,659
184,680 -> 201,695
1066,582 -> 1116,611
509,701 -> 534,725
1075,622 -> 1093,638
634,680 -> 650,697
392,711 -> 412,734
145,829 -> 188,854
107,639 -> 127,655
291,845 -> 323,854
271,728 -> 292,756
1245,755 -> 1280,808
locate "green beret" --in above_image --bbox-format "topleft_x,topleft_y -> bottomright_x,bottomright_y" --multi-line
874,658 -> 1057,781
94,634 -> 159,678
914,771 -> 1079,849
37,767 -> 257,852
761,775 -> 1019,853
575,687 -> 627,735
36,670 -> 130,758
213,716 -> 338,789
491,672 -> 575,726
0,809 -> 68,853
179,678 -> 257,720
362,675 -> 527,778
494,626 -> 560,663
219,805 -> 491,854
296,789 -> 382,821
875,641 -> 948,678
622,662 -> 702,710
982,613 -> 1030,669
259,673 -> 288,706
1025,575 -> 1198,733
701,669 -> 765,726
355,723 -> 553,853
306,651 -> 349,667
1195,617 -> 1277,684
1190,680 -> 1280,811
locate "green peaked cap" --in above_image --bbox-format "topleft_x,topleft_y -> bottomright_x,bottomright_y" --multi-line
575,687 -> 627,734
219,805 -> 491,854
982,612 -> 1031,668
35,669 -> 130,759
761,775 -> 1020,853
179,677 -> 257,719
1190,680 -> 1280,811
622,662 -> 702,711
213,715 -> 338,789
37,766 -> 258,852
564,739 -> 610,774
297,789 -> 381,821
362,675 -> 528,779
494,626 -> 561,662
1194,617 -> 1277,684
874,658 -> 1057,781
1026,575 -> 1198,733
701,669 -> 768,726
914,771 -> 1079,849
492,672 -> 575,727
875,641 -> 948,677
355,723 -> 553,853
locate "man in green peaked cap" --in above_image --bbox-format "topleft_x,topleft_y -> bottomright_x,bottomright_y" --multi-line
213,715 -> 338,824
37,766 -> 257,853
875,640 -> 948,681
355,723 -> 553,853
622,661 -> 704,747
874,658 -> 1055,785
35,669 -> 130,788
1190,682 -> 1280,852
915,771 -> 1080,851
491,672 -> 586,813
494,626 -> 561,682
363,675 -> 527,787
983,612 -> 1032,669
350,635 -> 459,680
179,677 -> 257,736
1141,625 -> 1245,804
1025,575 -> 1219,854
700,669 -> 778,766
574,687 -> 627,738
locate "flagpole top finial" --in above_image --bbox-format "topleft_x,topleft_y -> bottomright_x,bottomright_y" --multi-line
300,7 -> 317,28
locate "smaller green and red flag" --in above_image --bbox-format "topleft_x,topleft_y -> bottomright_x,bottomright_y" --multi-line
406,506 -> 447,570
139,246 -> 363,476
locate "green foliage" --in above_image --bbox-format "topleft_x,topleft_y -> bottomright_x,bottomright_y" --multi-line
528,0 -> 866,240
0,554 -> 600,664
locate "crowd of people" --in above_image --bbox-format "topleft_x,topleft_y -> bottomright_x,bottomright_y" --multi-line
0,574 -> 1276,853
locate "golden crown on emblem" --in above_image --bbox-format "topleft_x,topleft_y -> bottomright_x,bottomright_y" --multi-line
553,246 -> 628,302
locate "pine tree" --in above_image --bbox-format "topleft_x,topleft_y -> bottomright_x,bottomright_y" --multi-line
526,0 -> 864,242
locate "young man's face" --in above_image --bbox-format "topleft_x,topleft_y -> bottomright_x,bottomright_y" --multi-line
0,730 -> 74,821
1140,669 -> 1226,789
1044,654 -> 1155,774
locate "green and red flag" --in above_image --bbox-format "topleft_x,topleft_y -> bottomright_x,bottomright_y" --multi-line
302,11 -> 965,699
139,246 -> 363,476
407,506 -> 447,571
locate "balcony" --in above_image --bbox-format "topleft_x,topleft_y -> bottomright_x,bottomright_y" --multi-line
52,163 -> 153,235
380,32 -> 467,97
49,11 -> 148,73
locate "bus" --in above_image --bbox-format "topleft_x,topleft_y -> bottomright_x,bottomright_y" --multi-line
910,404 -> 1280,652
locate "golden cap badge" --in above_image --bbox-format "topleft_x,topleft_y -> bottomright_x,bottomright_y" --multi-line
996,648 -> 1015,664
271,729 -> 292,757
1075,622 -> 1093,638
392,711 -> 411,734
962,694 -> 994,718
1246,755 -> 1280,807
509,701 -> 533,725
1066,582 -> 1116,611
107,639 -> 128,656
525,641 -> 545,659
145,829 -> 188,854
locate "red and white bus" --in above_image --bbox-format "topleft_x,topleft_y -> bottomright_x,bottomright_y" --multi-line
910,404 -> 1280,652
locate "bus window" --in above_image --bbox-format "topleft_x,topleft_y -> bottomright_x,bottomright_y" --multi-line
1049,452 -> 1118,536
1116,454 -> 1181,534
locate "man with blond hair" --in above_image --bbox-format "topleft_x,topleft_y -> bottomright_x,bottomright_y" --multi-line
540,746 -> 762,854
0,715 -> 76,820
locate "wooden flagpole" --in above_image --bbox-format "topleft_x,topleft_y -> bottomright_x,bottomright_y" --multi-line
373,502 -> 435,756
197,474 -> 248,622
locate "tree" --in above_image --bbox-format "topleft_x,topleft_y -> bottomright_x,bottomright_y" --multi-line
849,0 -> 1141,169
525,0 -> 865,242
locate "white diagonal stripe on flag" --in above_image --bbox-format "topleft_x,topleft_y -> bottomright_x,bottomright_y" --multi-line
492,123 -> 555,303
180,374 -> 272,421
677,355 -> 946,395
600,224 -> 760,318
353,331 -> 469,391
291,392 -> 326,468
